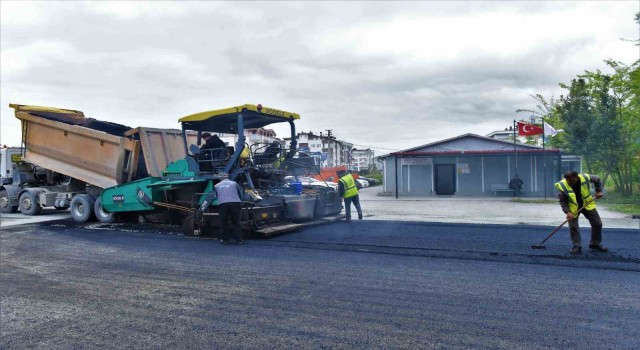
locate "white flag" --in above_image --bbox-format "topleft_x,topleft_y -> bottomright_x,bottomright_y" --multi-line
544,121 -> 561,136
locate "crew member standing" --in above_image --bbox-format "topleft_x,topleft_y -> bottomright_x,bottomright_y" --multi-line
555,171 -> 607,254
337,170 -> 363,223
214,175 -> 244,245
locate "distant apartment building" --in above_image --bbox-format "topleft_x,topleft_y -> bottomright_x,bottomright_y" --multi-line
486,128 -> 513,141
326,139 -> 353,168
295,131 -> 324,154
219,128 -> 279,151
350,148 -> 375,172
285,131 -> 354,167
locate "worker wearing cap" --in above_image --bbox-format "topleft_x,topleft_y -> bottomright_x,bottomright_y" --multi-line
337,170 -> 363,223
555,171 -> 607,254
200,133 -> 227,172
214,174 -> 244,245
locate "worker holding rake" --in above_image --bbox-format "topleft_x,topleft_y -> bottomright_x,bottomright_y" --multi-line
555,171 -> 608,254
337,170 -> 363,223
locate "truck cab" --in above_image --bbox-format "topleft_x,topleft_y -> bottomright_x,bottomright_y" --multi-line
0,147 -> 23,185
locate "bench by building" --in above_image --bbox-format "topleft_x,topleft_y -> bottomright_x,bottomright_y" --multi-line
489,184 -> 526,196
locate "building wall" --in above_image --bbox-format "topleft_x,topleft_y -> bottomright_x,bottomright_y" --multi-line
383,152 -> 566,197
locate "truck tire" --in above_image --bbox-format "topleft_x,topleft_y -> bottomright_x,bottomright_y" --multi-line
94,197 -> 115,223
70,194 -> 95,223
19,191 -> 42,215
0,190 -> 19,213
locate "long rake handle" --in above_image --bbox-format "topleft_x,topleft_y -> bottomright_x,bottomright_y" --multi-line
536,198 -> 595,246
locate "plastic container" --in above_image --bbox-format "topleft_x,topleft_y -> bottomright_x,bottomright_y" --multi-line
290,182 -> 303,195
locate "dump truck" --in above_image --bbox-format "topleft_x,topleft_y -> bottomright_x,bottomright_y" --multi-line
5,104 -> 189,220
9,103 -> 343,237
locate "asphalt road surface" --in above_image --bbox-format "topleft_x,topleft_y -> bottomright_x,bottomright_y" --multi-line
2,219 -> 639,349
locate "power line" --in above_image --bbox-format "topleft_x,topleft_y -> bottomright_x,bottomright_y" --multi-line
350,143 -> 401,151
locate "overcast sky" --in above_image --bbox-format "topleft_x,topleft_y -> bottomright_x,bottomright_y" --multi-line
1,1 -> 638,152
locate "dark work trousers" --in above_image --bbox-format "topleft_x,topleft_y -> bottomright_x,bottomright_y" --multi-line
568,208 -> 602,247
344,195 -> 362,219
219,202 -> 243,242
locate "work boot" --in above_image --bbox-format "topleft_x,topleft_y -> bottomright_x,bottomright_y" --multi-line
569,246 -> 582,255
345,218 -> 352,223
589,244 -> 609,252
358,212 -> 363,220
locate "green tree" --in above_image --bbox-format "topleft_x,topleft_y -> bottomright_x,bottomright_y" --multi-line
516,13 -> 640,196
518,61 -> 640,195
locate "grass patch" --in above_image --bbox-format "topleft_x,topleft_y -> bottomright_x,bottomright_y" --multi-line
598,192 -> 640,215
601,203 -> 640,215
511,198 -> 556,204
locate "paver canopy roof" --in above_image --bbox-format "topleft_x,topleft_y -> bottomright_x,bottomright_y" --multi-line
179,104 -> 300,134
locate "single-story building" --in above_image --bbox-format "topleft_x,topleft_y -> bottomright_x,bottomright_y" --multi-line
379,134 -> 581,197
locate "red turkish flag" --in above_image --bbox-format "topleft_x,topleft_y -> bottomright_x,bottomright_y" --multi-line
517,122 -> 543,136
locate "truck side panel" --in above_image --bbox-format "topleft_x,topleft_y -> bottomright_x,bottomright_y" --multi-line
15,111 -> 141,189
127,127 -> 188,178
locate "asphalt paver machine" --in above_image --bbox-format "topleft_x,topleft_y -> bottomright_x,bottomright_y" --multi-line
100,104 -> 343,237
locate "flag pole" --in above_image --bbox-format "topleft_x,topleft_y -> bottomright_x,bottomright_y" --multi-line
542,117 -> 547,199
513,119 -> 518,182
513,119 -> 517,198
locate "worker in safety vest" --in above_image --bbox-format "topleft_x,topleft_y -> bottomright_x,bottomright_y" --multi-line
555,171 -> 607,254
337,170 -> 363,223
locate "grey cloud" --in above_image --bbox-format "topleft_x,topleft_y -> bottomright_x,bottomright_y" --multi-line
1,1 -> 637,152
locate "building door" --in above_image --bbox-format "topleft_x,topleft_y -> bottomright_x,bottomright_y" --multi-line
435,164 -> 456,195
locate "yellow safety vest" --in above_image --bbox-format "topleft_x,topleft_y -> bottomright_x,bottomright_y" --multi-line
240,146 -> 250,167
554,173 -> 596,214
240,146 -> 250,159
339,174 -> 359,199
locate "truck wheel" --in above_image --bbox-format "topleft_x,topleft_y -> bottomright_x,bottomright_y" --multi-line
19,191 -> 42,215
70,194 -> 96,223
0,190 -> 19,213
94,197 -> 115,223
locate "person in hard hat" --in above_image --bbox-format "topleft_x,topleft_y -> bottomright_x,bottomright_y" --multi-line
555,171 -> 606,254
214,174 -> 244,245
337,170 -> 363,223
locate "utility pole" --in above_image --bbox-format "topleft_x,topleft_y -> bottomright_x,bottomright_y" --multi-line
542,117 -> 547,199
325,129 -> 333,139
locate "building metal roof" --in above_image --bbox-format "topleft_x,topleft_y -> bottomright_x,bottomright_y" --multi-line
379,133 -> 557,159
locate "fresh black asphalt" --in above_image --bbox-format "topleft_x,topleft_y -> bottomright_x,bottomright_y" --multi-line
1,219 -> 639,349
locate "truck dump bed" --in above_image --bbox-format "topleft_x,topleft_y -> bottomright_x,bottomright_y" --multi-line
11,104 -> 187,189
